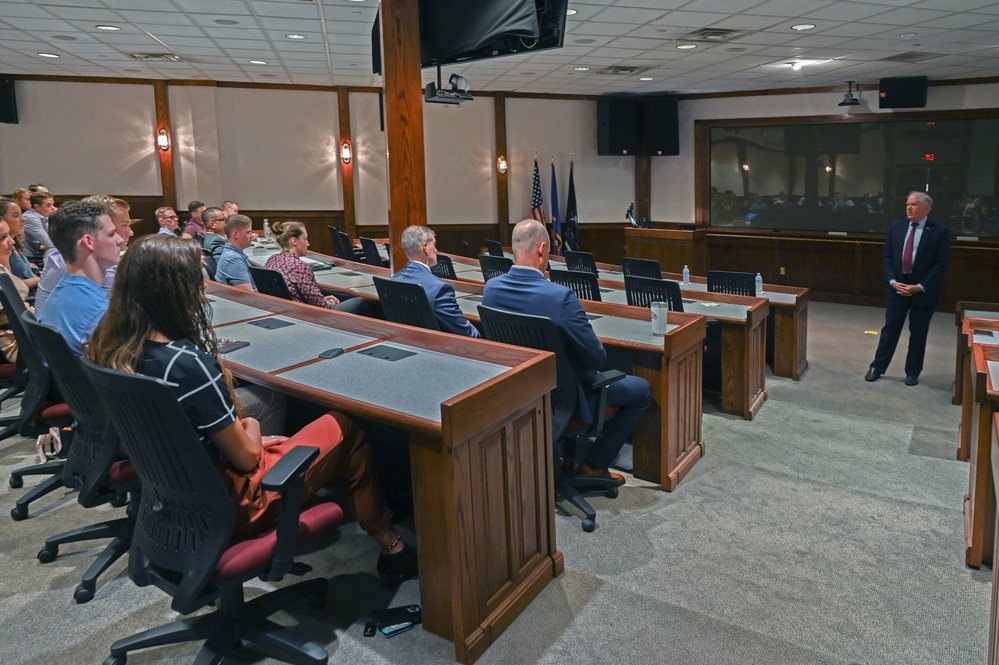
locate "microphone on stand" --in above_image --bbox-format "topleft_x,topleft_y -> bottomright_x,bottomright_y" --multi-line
626,201 -> 638,227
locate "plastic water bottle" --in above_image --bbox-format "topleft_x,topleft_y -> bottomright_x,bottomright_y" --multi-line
682,265 -> 690,285
263,219 -> 271,240
755,272 -> 764,295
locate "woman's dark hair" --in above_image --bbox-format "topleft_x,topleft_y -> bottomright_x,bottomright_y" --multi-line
271,220 -> 305,249
87,234 -> 218,372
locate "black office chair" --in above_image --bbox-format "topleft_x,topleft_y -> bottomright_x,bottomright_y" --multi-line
623,275 -> 684,312
621,256 -> 662,279
22,314 -> 139,603
0,273 -> 75,521
707,270 -> 755,296
84,359 -> 344,665
478,254 -> 513,282
564,250 -> 598,275
372,276 -> 440,332
460,240 -> 474,258
549,269 -> 602,302
360,237 -> 390,268
328,227 -> 360,262
485,239 -> 504,257
249,266 -> 294,301
201,248 -> 218,282
477,305 -> 623,532
430,253 -> 457,280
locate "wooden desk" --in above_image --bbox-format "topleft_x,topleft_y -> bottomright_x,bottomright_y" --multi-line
954,301 -> 999,405
207,284 -> 561,664
624,227 -> 707,275
989,410 -> 999,664
958,319 -> 999,460
962,342 -> 999,569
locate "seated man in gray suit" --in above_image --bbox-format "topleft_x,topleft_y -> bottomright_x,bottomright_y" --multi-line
391,225 -> 479,338
202,206 -> 226,259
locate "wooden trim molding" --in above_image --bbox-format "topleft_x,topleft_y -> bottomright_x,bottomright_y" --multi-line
336,86 -> 357,239
494,93 -> 510,245
152,80 -> 176,210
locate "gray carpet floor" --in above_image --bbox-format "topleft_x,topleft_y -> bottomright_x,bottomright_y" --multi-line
0,301 -> 986,664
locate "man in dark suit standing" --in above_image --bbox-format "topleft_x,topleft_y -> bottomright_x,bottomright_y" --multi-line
866,191 -> 951,386
483,219 -> 651,484
391,225 -> 480,338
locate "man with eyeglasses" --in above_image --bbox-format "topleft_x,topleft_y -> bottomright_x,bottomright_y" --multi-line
155,206 -> 180,236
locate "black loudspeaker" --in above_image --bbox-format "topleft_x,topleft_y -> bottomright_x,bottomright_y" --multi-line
641,96 -> 679,156
879,76 -> 928,109
0,77 -> 17,124
597,98 -> 641,156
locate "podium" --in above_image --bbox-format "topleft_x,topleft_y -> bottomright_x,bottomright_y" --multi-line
624,227 -> 707,274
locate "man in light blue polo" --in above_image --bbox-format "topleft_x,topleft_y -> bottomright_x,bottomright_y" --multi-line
215,213 -> 255,291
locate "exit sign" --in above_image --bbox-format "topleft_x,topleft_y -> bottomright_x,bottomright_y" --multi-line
924,153 -> 935,161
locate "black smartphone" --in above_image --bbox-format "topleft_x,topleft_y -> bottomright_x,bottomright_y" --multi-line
380,622 -> 414,638
372,604 -> 422,627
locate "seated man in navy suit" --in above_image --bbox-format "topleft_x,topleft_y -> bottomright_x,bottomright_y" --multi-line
391,225 -> 480,338
482,219 -> 651,485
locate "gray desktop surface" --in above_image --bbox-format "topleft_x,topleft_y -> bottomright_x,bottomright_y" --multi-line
278,342 -> 508,423
217,315 -> 376,373
246,245 -> 282,262
670,280 -> 796,304
451,262 -> 481,274
351,284 -> 380,297
973,331 -> 999,347
315,272 -> 377,290
990,360 -> 999,392
209,297 -> 272,325
599,287 -> 749,320
967,310 -> 999,321
456,294 -> 486,316
588,314 -> 677,346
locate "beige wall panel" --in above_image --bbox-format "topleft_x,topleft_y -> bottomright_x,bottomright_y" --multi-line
350,91 -> 388,226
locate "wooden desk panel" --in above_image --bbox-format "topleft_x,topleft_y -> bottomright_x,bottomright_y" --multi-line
963,343 -> 999,569
990,411 -> 999,664
959,319 -> 999,461
206,284 -> 561,664
954,301 -> 999,405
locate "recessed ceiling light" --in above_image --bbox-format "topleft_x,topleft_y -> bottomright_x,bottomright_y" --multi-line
573,66 -> 590,71
639,76 -> 654,81
95,24 -> 121,31
214,19 -> 238,26
351,11 -> 361,15
249,60 -> 267,65
260,74 -> 277,78
347,0 -> 366,2
574,38 -> 596,44
124,68 -> 142,72
676,44 -> 697,50
37,52 -> 60,58
790,62 -> 803,70
791,24 -> 816,31
899,32 -> 917,39
566,8 -> 577,15
285,34 -> 307,40
520,71 -> 535,76
725,47 -> 747,53
53,35 -> 77,41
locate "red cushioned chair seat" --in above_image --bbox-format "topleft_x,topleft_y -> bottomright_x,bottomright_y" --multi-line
214,502 -> 344,580
565,406 -> 619,435
106,459 -> 138,486
40,401 -> 72,420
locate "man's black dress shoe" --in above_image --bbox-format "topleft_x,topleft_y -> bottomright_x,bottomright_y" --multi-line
865,367 -> 882,382
905,375 -> 919,386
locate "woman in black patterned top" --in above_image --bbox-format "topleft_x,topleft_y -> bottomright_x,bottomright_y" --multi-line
87,234 -> 416,588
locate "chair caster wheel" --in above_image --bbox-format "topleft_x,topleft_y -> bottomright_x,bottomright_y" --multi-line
38,546 -> 57,563
110,494 -> 128,508
103,655 -> 126,665
11,505 -> 27,521
605,486 -> 619,499
75,584 -> 95,604
581,519 -> 596,532
9,475 -> 22,489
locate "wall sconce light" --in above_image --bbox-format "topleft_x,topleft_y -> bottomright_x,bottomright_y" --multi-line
341,141 -> 352,164
825,165 -> 833,173
496,155 -> 508,175
157,128 -> 170,151
741,163 -> 749,172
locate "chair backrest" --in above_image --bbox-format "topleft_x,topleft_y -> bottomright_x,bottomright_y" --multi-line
248,266 -> 294,301
621,256 -> 662,279
623,275 -> 684,312
201,248 -> 218,282
478,254 -> 513,282
460,240 -> 474,258
22,314 -> 120,506
549,269 -> 602,302
430,253 -> 457,280
330,228 -> 356,261
372,275 -> 441,332
485,239 -> 504,257
564,250 -> 598,275
359,237 -> 385,267
477,305 -> 577,440
0,273 -> 54,436
83,358 -> 236,615
707,270 -> 755,296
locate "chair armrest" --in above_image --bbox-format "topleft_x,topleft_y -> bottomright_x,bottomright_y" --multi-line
589,369 -> 625,391
260,445 -> 319,581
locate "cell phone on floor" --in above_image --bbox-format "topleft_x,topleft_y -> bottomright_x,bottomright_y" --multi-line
380,621 -> 414,638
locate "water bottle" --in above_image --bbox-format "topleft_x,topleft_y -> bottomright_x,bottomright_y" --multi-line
755,272 -> 764,295
682,265 -> 690,285
263,218 -> 271,240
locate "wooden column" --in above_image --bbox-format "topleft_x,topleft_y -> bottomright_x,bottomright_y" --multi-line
153,80 -> 176,210
636,154 -> 651,224
337,86 -> 357,240
494,93 -> 510,245
380,0 -> 427,271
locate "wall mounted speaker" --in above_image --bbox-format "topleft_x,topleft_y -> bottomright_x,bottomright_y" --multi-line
879,76 -> 928,109
641,96 -> 679,156
597,98 -> 641,156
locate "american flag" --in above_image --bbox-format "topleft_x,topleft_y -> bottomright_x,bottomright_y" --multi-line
531,157 -> 544,222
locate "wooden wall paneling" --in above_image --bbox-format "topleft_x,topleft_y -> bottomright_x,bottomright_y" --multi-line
494,93 -> 510,245
379,0 -> 428,271
635,154 -> 651,224
704,234 -> 775,279
337,86 -> 357,240
576,223 -> 627,264
951,245 -> 999,306
153,81 -> 176,209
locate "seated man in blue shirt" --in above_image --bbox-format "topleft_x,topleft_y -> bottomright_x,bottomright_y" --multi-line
38,200 -> 124,355
215,214 -> 255,291
482,219 -> 651,485
391,225 -> 479,338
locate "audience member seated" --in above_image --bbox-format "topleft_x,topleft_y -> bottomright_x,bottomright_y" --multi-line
23,191 -> 56,256
222,200 -> 239,219
482,219 -> 651,484
11,188 -> 31,212
35,196 -> 132,315
202,206 -> 225,256
0,197 -> 40,289
86,235 -> 417,587
391,224 -> 480,338
0,217 -> 32,363
263,220 -> 368,315
215,214 -> 255,291
38,200 -> 123,356
154,206 -> 180,236
181,199 -> 206,239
